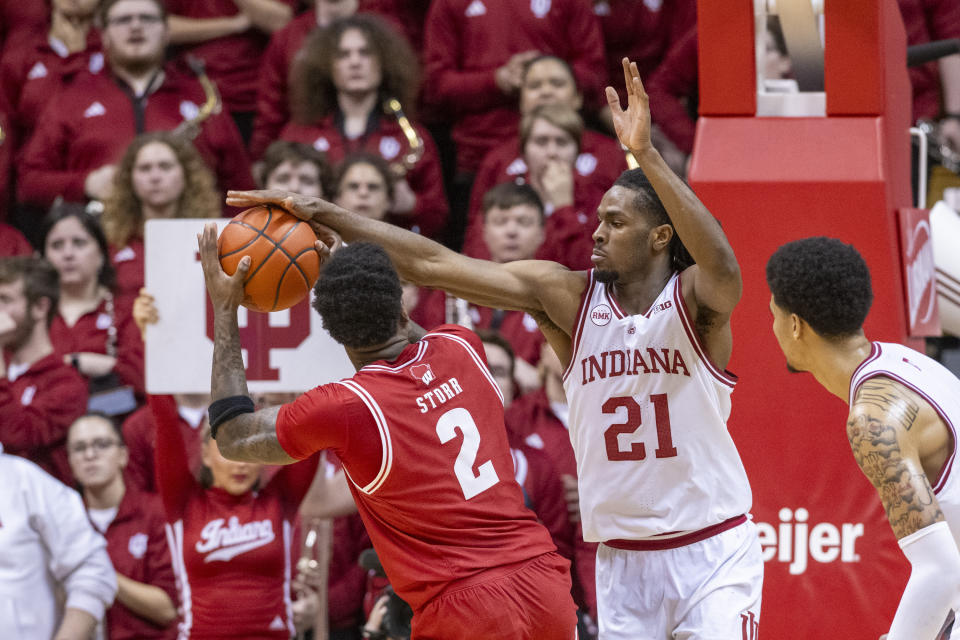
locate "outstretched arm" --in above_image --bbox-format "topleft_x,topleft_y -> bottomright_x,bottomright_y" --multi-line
847,378 -> 960,639
606,57 -> 741,315
225,191 -> 585,339
197,223 -> 333,464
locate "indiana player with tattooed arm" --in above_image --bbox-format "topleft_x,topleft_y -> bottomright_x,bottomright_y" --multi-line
197,228 -> 577,639
766,238 -> 960,640
225,58 -> 764,639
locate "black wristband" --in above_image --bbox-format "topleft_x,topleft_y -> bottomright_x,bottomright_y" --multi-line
207,395 -> 255,440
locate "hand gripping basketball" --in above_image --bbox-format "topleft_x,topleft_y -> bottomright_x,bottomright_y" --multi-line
216,204 -> 327,312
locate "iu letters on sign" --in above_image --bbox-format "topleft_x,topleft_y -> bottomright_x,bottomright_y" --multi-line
144,219 -> 354,393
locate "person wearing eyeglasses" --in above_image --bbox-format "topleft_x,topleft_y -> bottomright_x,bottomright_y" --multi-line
67,412 -> 178,639
18,0 -> 254,211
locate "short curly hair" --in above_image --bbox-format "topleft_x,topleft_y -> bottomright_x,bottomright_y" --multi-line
766,237 -> 873,337
312,242 -> 403,349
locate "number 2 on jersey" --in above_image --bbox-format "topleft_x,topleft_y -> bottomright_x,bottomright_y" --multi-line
602,393 -> 678,461
436,407 -> 500,499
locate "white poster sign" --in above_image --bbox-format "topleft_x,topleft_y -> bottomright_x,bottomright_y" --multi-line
144,219 -> 353,393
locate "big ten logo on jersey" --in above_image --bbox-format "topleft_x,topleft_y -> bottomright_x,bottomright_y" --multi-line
756,507 -> 864,575
198,252 -> 311,381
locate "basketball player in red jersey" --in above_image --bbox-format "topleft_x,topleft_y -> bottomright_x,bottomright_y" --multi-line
197,232 -> 578,639
226,57 -> 763,639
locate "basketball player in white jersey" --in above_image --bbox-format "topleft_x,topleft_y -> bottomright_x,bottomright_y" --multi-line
766,237 -> 960,640
226,57 -> 764,639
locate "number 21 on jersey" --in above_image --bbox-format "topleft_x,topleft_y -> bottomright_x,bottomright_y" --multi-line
603,393 -> 678,461
436,407 -> 500,499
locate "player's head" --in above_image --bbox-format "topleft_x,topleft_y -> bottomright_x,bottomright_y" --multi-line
68,413 -> 127,492
0,257 -> 59,351
260,140 -> 333,199
477,330 -> 516,408
103,131 -> 219,247
99,0 -> 169,73
481,182 -> 545,264
592,168 -> 694,283
313,242 -> 405,350
766,237 -> 873,371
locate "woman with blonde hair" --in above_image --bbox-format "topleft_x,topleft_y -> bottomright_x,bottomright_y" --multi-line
101,132 -> 221,307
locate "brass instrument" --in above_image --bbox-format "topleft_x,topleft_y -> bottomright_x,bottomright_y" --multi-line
0,122 -> 5,146
917,119 -> 960,174
445,294 -> 474,329
173,56 -> 222,141
625,145 -> 639,170
294,516 -> 332,640
384,97 -> 424,177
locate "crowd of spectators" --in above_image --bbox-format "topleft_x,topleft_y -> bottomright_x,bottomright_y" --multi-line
0,0 -> 958,638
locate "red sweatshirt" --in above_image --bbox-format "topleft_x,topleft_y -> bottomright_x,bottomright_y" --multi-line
0,222 -> 32,256
645,26 -> 698,155
327,513 -> 371,630
0,352 -> 88,484
251,10 -> 317,159
0,0 -> 47,55
423,0 -> 606,172
19,66 -> 254,208
280,114 -> 449,239
150,394 -> 320,639
898,0 -> 960,121
89,488 -> 178,639
0,30 -> 103,152
49,296 -> 144,396
593,0 -> 696,102
0,98 -> 11,222
164,0 -> 299,114
109,239 -> 145,311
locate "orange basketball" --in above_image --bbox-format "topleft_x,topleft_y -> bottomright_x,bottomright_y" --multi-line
217,204 -> 320,313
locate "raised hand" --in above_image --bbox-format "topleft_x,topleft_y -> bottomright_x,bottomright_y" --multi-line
197,222 -> 251,313
605,57 -> 652,155
226,190 -> 338,226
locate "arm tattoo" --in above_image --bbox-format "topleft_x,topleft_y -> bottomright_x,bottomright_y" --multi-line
211,310 -> 249,401
846,396 -> 943,539
854,380 -> 920,431
210,312 -> 294,464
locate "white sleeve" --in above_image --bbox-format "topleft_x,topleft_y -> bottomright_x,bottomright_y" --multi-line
887,522 -> 960,640
29,473 -> 118,621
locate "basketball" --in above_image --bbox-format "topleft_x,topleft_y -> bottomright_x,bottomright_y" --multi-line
217,204 -> 320,313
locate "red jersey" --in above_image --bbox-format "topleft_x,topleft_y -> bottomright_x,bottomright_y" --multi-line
279,115 -> 449,239
0,352 -> 88,484
0,222 -> 33,257
164,0 -> 299,113
49,295 -> 144,396
275,324 -> 557,611
19,67 -> 254,208
150,395 -> 320,639
90,488 -> 178,639
423,0 -> 606,172
0,30 -> 103,152
122,400 -> 205,495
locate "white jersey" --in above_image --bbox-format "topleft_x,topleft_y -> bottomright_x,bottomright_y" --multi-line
562,271 -> 753,542
849,342 -> 960,547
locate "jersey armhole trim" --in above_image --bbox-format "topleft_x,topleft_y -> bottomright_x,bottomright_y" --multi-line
671,276 -> 737,388
562,270 -> 597,383
336,380 -> 393,494
852,369 -> 958,494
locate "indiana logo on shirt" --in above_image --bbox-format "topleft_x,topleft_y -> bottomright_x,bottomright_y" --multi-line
410,363 -> 436,385
195,516 -> 275,562
530,0 -> 551,18
128,532 -> 148,559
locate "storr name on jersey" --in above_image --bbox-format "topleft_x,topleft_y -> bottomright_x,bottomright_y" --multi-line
195,516 -> 275,562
